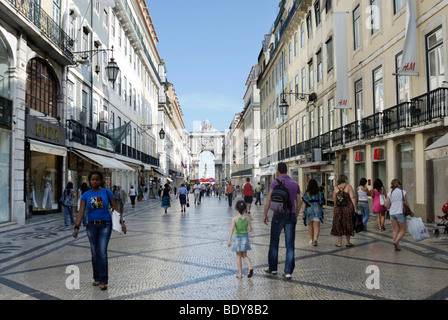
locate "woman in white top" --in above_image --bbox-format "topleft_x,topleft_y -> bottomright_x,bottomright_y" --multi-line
357,178 -> 370,231
385,179 -> 413,251
129,185 -> 137,208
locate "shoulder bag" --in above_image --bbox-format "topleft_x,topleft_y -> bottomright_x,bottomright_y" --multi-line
402,189 -> 413,217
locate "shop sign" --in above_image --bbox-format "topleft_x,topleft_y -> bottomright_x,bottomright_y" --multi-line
355,151 -> 364,163
26,114 -> 65,146
373,148 -> 384,160
97,134 -> 114,152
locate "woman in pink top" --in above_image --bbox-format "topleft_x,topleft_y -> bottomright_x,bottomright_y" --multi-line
372,179 -> 387,232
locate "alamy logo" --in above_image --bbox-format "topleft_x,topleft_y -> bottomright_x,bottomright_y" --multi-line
365,265 -> 380,290
66,265 -> 80,290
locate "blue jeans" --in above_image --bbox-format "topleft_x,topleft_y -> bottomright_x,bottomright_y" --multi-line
227,193 -> 233,207
86,221 -> 112,284
358,202 -> 370,230
64,206 -> 75,225
268,213 -> 297,274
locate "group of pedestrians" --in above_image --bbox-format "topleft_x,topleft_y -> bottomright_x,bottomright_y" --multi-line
227,162 -> 414,280
66,164 -> 414,289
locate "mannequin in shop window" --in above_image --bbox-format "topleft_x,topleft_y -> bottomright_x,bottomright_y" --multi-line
41,170 -> 53,210
29,175 -> 38,210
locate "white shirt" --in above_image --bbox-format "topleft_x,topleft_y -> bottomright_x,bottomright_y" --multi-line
193,184 -> 201,194
387,188 -> 406,215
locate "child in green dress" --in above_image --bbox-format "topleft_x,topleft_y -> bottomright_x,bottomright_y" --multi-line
228,200 -> 253,279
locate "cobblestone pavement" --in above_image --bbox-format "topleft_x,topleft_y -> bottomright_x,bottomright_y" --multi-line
0,194 -> 447,302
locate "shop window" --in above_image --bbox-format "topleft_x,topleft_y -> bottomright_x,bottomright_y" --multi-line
26,58 -> 59,118
0,34 -> 11,99
398,142 -> 414,211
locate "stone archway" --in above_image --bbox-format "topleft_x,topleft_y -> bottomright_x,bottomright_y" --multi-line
188,119 -> 225,182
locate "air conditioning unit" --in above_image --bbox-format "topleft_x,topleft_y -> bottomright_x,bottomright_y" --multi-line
79,111 -> 87,126
312,148 -> 322,162
99,122 -> 108,133
99,110 -> 108,123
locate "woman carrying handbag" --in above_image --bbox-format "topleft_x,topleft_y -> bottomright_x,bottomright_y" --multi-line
385,179 -> 414,251
372,179 -> 388,232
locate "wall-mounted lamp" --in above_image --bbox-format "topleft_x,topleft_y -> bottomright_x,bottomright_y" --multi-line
279,91 -> 317,116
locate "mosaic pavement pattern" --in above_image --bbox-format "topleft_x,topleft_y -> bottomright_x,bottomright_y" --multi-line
0,194 -> 447,301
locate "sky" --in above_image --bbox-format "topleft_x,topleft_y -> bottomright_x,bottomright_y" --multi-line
147,0 -> 280,133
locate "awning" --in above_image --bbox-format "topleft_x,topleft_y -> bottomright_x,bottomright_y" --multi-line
152,167 -> 165,176
74,150 -> 135,171
425,133 -> 448,160
29,139 -> 67,157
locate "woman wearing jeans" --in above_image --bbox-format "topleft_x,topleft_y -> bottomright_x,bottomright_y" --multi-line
72,171 -> 126,290
357,178 -> 370,231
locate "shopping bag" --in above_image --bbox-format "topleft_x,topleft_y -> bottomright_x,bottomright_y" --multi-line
407,217 -> 429,242
111,209 -> 123,234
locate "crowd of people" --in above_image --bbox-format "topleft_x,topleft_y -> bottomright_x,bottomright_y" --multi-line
65,163 -> 415,288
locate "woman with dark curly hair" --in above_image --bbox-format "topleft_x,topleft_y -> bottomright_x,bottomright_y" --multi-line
331,175 -> 357,247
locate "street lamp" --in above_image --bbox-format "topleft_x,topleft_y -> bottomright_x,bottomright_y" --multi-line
72,46 -> 120,84
105,57 -> 120,83
279,91 -> 317,116
143,123 -> 166,140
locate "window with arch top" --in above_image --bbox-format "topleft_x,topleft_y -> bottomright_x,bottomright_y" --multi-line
26,58 -> 59,118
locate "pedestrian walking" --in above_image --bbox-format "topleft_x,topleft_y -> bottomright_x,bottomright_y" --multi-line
226,181 -> 235,207
262,162 -> 301,280
129,185 -> 136,208
243,178 -> 254,214
161,183 -> 171,213
254,182 -> 262,205
62,182 -> 75,226
113,185 -> 127,216
77,182 -> 89,226
357,178 -> 370,231
385,179 -> 413,251
177,183 -> 189,213
193,181 -> 201,205
228,200 -> 253,279
300,179 -> 324,246
372,178 -> 388,232
72,171 -> 125,291
331,175 -> 357,248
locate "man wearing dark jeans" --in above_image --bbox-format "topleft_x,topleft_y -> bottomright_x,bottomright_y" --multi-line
262,162 -> 301,280
226,181 -> 235,207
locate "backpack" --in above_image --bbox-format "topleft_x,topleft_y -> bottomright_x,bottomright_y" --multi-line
336,184 -> 347,206
269,179 -> 292,214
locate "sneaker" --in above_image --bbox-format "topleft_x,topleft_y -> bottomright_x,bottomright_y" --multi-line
263,268 -> 277,275
282,273 -> 292,280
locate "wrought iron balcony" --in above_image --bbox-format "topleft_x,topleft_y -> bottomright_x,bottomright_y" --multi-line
3,0 -> 74,64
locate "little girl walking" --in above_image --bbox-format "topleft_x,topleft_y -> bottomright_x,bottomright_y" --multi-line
228,200 -> 254,279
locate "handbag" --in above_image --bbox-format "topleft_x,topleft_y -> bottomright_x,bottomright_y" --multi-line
380,194 -> 386,206
106,190 -> 125,234
402,190 -> 413,216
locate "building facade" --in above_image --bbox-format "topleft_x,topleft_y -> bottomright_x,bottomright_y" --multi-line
1,0 -> 188,227
255,0 -> 448,221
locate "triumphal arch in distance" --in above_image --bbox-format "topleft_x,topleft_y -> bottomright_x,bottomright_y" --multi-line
188,119 -> 225,182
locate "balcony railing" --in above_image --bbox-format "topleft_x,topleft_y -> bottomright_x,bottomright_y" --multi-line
259,87 -> 448,163
67,119 -> 159,167
9,0 -> 74,62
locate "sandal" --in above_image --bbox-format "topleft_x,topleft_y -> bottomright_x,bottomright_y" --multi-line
247,269 -> 254,278
99,283 -> 108,290
335,244 -> 341,247
92,281 -> 100,287
346,243 -> 354,247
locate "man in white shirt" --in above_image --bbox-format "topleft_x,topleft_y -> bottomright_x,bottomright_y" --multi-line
193,181 -> 202,205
